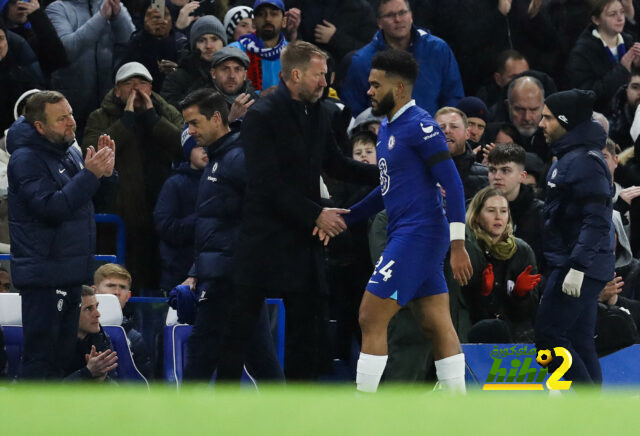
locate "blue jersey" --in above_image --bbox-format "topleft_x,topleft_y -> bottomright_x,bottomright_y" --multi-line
347,101 -> 466,238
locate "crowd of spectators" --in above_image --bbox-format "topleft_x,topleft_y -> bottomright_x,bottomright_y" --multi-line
1,0 -> 640,384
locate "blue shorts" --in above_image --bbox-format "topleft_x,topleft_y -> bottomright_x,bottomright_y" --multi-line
366,235 -> 449,306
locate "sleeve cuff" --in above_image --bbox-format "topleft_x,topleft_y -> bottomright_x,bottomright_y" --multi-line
450,222 -> 465,241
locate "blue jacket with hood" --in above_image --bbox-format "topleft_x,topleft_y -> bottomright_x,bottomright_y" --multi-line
341,26 -> 464,117
544,120 -> 615,282
7,116 -> 102,288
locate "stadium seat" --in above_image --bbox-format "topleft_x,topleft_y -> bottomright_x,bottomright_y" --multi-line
0,293 -> 22,325
95,294 -> 123,326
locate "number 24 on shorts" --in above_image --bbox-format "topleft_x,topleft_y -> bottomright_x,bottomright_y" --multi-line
374,256 -> 395,282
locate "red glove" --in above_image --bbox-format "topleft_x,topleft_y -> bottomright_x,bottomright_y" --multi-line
513,265 -> 541,297
481,263 -> 494,296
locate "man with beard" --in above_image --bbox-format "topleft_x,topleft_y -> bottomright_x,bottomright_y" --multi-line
230,0 -> 300,93
322,49 -> 472,393
6,90 -> 116,379
209,46 -> 259,122
215,41 -> 379,382
610,67 -> 640,149
434,106 -> 489,202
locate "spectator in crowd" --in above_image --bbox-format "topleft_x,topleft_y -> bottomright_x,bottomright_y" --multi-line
0,0 -> 68,76
341,0 -> 464,118
161,15 -> 227,108
46,0 -> 135,142
216,41 -> 379,382
347,107 -> 382,137
7,90 -> 116,379
223,5 -> 254,42
0,266 -> 11,292
535,89 -> 614,384
476,50 -> 529,109
566,0 -> 640,114
209,46 -> 259,122
122,5 -> 187,93
93,263 -> 153,379
84,62 -> 182,290
230,0 -> 294,93
463,187 -> 540,343
456,96 -> 489,148
178,88 -> 283,382
153,128 -> 206,293
610,66 -> 640,149
287,0 -> 377,63
0,22 -> 44,136
64,286 -> 119,381
434,107 -> 488,201
487,143 -> 545,270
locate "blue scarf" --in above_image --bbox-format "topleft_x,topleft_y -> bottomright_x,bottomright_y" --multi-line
238,32 -> 287,61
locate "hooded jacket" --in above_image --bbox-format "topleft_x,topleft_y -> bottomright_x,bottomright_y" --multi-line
6,117 -> 102,288
609,84 -> 636,150
341,25 -> 464,117
543,120 -> 615,281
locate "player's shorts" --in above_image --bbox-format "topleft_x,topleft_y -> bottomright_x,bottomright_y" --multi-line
366,233 -> 449,306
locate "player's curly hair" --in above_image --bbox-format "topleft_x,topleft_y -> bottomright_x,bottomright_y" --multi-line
371,49 -> 418,85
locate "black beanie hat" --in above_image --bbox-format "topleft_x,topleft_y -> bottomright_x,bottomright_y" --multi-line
456,96 -> 489,123
544,89 -> 596,132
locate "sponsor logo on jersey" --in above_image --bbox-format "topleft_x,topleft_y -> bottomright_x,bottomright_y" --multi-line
379,158 -> 390,195
424,131 -> 440,140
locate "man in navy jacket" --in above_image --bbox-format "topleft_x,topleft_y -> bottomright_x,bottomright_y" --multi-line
6,90 -> 116,379
535,89 -> 615,385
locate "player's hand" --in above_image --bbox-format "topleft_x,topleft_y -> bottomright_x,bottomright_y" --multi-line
315,208 -> 349,237
312,226 -> 331,246
228,93 -> 255,122
450,240 -> 472,286
562,268 -> 584,298
182,276 -> 197,292
599,273 -> 623,305
85,345 -> 118,380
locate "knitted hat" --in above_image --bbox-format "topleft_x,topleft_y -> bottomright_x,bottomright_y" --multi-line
181,125 -> 197,160
190,15 -> 227,50
544,89 -> 596,131
224,6 -> 254,41
456,96 -> 489,123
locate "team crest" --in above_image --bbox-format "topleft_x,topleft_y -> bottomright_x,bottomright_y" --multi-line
388,135 -> 396,150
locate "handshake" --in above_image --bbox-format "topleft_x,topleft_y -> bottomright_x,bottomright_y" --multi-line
312,207 -> 350,246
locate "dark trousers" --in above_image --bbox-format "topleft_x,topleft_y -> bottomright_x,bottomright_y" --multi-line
183,278 -> 283,382
535,268 -> 606,384
218,284 -> 327,381
20,286 -> 81,380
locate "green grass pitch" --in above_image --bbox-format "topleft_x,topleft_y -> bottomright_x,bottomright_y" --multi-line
0,383 -> 637,435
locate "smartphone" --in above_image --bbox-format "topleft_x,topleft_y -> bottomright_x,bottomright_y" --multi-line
150,0 -> 164,19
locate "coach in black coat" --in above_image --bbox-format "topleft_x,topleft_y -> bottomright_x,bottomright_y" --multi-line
223,43 -> 379,381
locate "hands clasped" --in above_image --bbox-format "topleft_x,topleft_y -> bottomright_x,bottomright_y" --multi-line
85,134 -> 116,178
312,207 -> 349,246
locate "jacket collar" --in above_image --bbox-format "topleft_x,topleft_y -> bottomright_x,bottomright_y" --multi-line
550,120 -> 606,158
206,130 -> 239,159
373,25 -> 428,52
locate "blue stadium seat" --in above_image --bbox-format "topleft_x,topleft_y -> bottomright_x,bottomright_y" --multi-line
2,326 -> 23,379
103,326 -> 149,387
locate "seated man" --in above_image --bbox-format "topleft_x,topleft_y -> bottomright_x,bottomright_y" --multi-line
64,286 -> 118,381
93,263 -> 152,379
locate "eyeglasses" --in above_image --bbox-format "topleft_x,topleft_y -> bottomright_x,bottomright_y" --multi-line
379,9 -> 410,20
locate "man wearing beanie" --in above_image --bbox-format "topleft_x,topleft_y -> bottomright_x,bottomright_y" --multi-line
456,96 -> 489,146
84,62 -> 183,289
161,15 -> 227,108
535,89 -> 615,385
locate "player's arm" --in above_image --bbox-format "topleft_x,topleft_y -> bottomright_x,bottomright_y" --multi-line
344,185 -> 384,226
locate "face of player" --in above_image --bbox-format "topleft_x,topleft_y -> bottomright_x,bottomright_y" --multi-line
377,0 -> 412,41
626,75 -> 640,109
601,147 -> 618,180
593,0 -> 625,36
297,56 -> 328,104
196,34 -> 224,62
436,112 -> 469,156
190,146 -> 209,170
539,105 -> 566,144
78,295 -> 101,338
488,162 -> 526,201
508,85 -> 543,138
233,18 -> 255,41
495,58 -> 529,88
212,59 -> 247,95
367,68 -> 396,117
477,195 -> 510,241
182,105 -> 223,146
115,76 -> 153,110
352,140 -> 377,164
36,99 -> 77,145
254,5 -> 284,41
95,276 -> 131,309
467,117 -> 486,143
